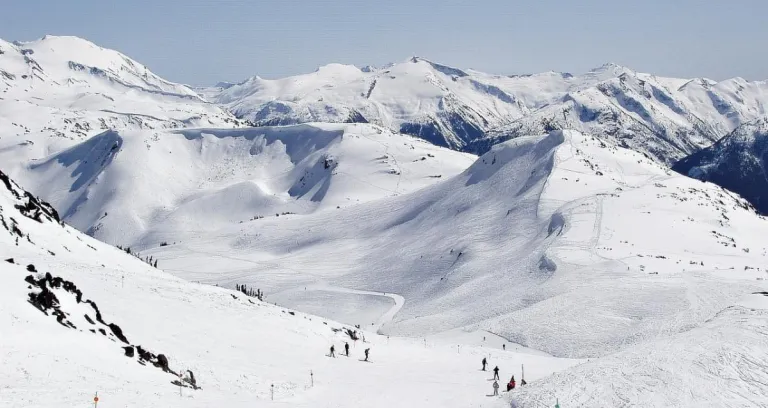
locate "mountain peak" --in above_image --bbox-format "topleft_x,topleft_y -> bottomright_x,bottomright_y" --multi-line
589,62 -> 633,74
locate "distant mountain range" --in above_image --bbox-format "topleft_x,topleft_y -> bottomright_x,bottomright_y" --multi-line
204,59 -> 768,165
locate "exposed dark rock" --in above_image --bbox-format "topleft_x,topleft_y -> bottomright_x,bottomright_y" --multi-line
23,272 -> 192,388
156,354 -> 170,372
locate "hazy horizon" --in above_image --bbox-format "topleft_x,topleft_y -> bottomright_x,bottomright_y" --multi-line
2,0 -> 766,85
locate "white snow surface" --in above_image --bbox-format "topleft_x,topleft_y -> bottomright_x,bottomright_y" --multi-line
3,35 -> 768,407
0,169 -> 580,408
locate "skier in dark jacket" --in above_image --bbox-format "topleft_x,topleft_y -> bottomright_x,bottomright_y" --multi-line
364,348 -> 370,361
344,342 -> 350,356
329,345 -> 336,357
493,366 -> 500,380
482,357 -> 487,371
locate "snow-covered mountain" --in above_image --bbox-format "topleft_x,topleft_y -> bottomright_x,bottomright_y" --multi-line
207,57 -> 529,150
4,35 -> 768,407
208,60 -> 768,164
17,123 -> 475,246
0,35 -> 239,169
673,117 -> 768,214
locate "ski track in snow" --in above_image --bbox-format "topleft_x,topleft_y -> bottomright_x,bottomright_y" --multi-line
276,284 -> 405,333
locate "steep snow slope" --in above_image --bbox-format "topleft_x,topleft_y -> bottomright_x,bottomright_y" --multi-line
210,59 -> 768,164
0,36 -> 239,168
673,117 -> 768,215
144,130 -> 768,359
0,170 -> 581,408
17,123 -> 475,246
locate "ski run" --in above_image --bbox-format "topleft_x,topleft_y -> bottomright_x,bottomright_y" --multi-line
1,35 -> 768,408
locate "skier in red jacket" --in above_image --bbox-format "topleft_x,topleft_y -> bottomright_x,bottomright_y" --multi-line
507,376 -> 516,392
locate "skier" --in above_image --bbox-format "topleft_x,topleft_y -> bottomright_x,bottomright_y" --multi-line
481,357 -> 487,371
493,366 -> 500,380
492,379 -> 499,396
344,342 -> 350,356
364,348 -> 370,361
503,344 -> 506,351
329,345 -> 336,358
506,375 -> 516,392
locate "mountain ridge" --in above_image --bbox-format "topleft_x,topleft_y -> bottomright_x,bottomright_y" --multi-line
673,117 -> 768,214
204,55 -> 767,165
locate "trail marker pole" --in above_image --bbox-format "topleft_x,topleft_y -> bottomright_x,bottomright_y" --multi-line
271,384 -> 274,400
522,364 -> 525,383
93,392 -> 99,408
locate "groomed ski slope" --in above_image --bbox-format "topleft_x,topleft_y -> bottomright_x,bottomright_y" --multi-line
142,129 -> 768,361
509,295 -> 768,407
0,170 -> 579,408
17,123 -> 475,246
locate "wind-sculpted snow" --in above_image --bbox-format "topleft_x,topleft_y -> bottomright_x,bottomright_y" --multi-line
18,123 -> 475,246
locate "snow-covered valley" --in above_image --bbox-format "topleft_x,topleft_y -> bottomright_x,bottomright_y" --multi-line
2,34 -> 768,407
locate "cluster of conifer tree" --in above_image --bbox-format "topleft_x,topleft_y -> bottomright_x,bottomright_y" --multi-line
116,245 -> 158,268
235,284 -> 264,300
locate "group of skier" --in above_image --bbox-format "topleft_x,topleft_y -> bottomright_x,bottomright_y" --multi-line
329,342 -> 370,361
484,357 -> 526,396
328,336 -> 527,397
